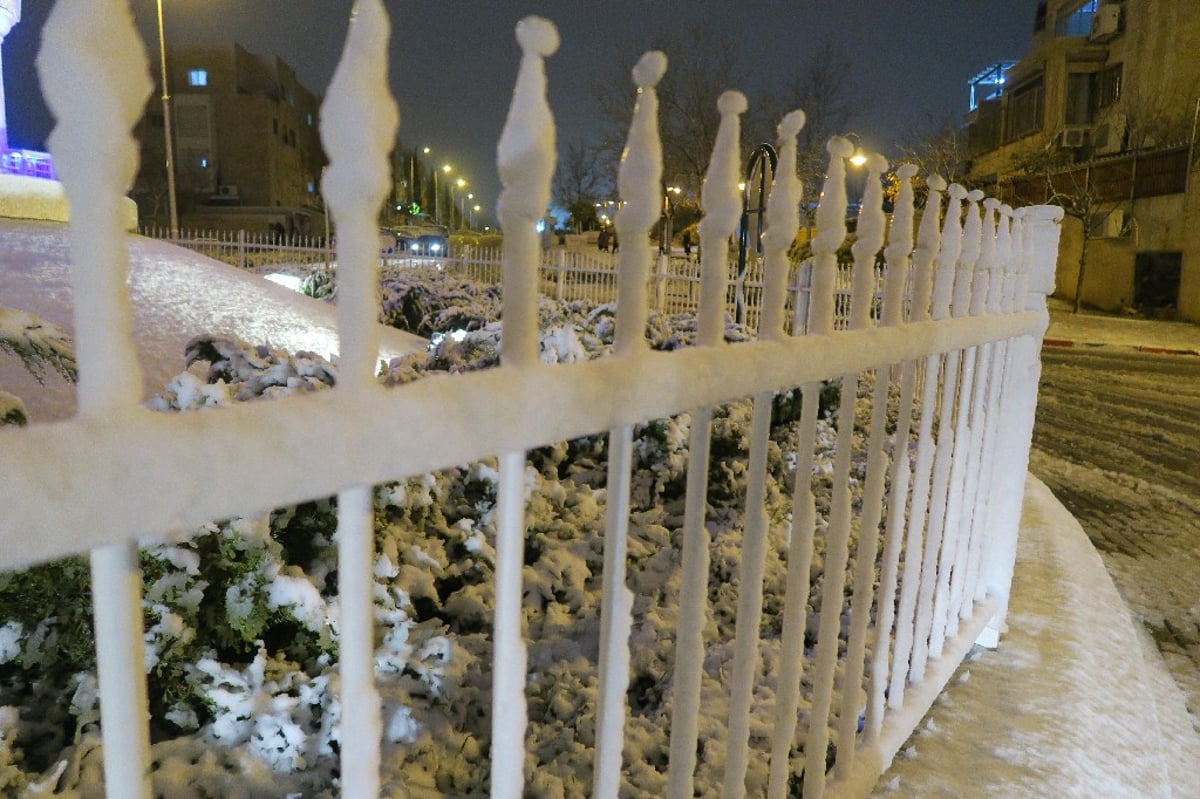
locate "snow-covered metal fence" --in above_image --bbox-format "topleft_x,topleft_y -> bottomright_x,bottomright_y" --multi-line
139,225 -> 335,272
0,3 -> 1063,798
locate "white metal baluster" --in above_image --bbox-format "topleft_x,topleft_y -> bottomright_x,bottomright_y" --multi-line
595,50 -> 665,799
865,163 -> 918,740
492,18 -> 558,799
949,197 -> 999,629
886,176 -> 945,710
928,189 -> 983,659
40,3 -> 153,796
668,89 -> 744,799
834,152 -> 890,780
807,137 -> 854,338
765,126 -> 821,791
970,205 -> 1014,610
741,108 -> 805,799
909,183 -> 967,681
319,2 -> 398,793
801,137 -> 853,799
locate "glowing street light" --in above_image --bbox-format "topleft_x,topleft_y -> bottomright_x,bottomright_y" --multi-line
155,0 -> 179,235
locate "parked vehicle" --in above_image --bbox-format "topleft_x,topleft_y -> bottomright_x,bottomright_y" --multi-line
388,224 -> 448,257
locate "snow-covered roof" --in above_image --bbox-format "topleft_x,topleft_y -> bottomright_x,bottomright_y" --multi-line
0,218 -> 428,422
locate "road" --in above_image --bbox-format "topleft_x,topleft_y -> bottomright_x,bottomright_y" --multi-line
1029,345 -> 1200,728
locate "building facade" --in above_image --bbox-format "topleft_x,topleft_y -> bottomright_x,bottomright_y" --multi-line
964,0 -> 1200,321
134,42 -> 326,236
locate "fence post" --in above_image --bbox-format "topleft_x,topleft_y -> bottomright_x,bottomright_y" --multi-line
977,204 -> 1063,647
655,252 -> 667,312
237,228 -> 246,270
556,248 -> 566,300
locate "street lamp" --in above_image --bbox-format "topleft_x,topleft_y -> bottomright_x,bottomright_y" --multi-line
155,0 -> 179,235
472,203 -> 480,229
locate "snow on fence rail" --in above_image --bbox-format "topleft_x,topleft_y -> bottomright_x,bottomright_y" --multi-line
0,3 -> 1063,798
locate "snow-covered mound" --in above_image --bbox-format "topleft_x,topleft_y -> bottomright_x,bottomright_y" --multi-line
0,174 -> 138,229
0,218 -> 428,422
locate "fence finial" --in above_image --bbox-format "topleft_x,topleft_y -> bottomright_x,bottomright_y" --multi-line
910,174 -> 946,323
953,189 -> 985,317
696,90 -> 747,347
497,16 -> 559,367
759,109 -> 805,341
320,0 -> 398,389
39,0 -> 152,413
807,136 -> 855,335
849,152 -> 889,329
931,183 -> 968,320
614,51 -> 667,356
973,198 -> 1001,317
995,205 -> 1014,313
882,163 -> 919,326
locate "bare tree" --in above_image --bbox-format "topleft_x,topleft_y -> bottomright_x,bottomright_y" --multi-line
553,141 -> 607,232
591,25 -> 748,195
1004,132 -> 1129,314
754,42 -> 858,192
894,116 -> 978,206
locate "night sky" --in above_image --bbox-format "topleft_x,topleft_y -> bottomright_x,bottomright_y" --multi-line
4,1 -> 1037,226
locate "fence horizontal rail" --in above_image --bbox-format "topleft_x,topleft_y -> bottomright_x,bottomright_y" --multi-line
0,310 -> 1041,568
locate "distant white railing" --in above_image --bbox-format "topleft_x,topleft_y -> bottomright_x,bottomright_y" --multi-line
0,3 -> 1063,799
142,226 -> 878,334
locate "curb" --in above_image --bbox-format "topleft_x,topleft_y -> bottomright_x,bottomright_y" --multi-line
1042,339 -> 1200,356
1136,345 -> 1200,356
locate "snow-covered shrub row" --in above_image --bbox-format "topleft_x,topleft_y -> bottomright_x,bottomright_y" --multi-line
0,270 -> 899,795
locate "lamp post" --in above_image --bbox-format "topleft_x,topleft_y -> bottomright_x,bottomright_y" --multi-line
437,163 -> 451,225
454,178 -> 466,229
155,0 -> 179,235
472,203 -> 480,229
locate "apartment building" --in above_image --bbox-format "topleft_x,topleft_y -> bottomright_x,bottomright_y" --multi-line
133,43 -> 326,237
964,0 -> 1200,320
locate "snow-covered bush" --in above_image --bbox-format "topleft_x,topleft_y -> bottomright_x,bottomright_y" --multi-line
0,269 -> 898,795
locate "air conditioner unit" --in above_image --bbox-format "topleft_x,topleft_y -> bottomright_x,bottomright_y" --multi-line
1059,128 -> 1088,148
218,185 -> 239,197
1089,5 -> 1121,42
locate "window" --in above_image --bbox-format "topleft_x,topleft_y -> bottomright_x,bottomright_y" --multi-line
1006,77 -> 1045,140
200,158 -> 208,169
1055,0 -> 1099,37
187,69 -> 208,87
307,180 -> 315,193
1065,72 -> 1094,126
1097,63 -> 1122,108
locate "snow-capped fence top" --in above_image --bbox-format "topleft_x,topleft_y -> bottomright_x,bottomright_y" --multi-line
0,3 -> 1064,798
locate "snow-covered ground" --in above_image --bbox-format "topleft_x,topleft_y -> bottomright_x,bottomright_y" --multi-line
0,217 -> 427,422
874,477 -> 1200,797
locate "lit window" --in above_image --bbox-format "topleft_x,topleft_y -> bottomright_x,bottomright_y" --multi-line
307,181 -> 315,193
187,69 -> 208,87
200,158 -> 209,169
1055,0 -> 1098,37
